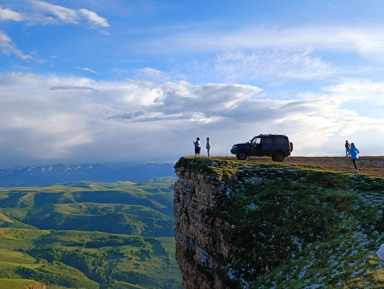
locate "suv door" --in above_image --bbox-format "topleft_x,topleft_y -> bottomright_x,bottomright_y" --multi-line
262,137 -> 273,155
251,137 -> 262,155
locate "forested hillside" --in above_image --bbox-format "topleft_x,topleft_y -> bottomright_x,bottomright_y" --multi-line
0,180 -> 182,289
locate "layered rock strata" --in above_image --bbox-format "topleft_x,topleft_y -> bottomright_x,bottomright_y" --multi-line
174,159 -> 240,289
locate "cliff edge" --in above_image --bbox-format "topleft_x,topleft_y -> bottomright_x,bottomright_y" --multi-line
174,157 -> 384,288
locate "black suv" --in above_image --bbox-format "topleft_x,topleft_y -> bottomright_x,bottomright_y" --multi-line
230,134 -> 293,162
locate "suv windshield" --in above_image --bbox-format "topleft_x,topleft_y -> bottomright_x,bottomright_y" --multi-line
249,137 -> 260,144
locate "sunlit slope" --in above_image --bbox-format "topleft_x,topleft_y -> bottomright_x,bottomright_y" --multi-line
0,181 -> 175,237
0,180 -> 182,289
0,279 -> 45,289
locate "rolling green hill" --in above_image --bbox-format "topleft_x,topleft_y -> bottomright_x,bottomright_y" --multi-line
0,181 -> 175,236
0,180 -> 181,289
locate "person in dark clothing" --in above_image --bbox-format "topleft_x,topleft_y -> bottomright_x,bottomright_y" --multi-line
350,142 -> 360,171
345,140 -> 350,157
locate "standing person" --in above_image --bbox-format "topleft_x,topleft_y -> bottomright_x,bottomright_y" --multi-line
345,140 -> 350,157
350,142 -> 360,171
206,137 -> 211,159
193,137 -> 201,158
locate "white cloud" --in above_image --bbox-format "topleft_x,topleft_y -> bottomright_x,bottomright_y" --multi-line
5,1 -> 112,28
324,79 -> 384,105
0,72 -> 41,84
215,49 -> 337,81
0,73 -> 263,164
140,25 -> 384,83
0,7 -> 25,22
142,68 -> 164,77
0,72 -> 383,165
34,0 -> 79,24
76,67 -> 97,74
160,26 -> 384,58
0,2 -> 110,61
0,30 -> 32,59
78,8 -> 110,28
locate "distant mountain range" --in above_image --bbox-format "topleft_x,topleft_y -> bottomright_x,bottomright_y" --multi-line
0,163 -> 176,187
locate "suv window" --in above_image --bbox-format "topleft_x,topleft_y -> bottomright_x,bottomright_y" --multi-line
263,138 -> 272,145
276,138 -> 286,144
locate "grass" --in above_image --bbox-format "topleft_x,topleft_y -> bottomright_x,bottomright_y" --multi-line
0,228 -> 181,289
0,249 -> 37,270
177,156 -> 384,288
177,155 -> 384,177
0,181 -> 176,236
0,180 -> 182,289
0,279 -> 45,289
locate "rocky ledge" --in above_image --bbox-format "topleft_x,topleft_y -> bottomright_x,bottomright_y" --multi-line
174,156 -> 384,289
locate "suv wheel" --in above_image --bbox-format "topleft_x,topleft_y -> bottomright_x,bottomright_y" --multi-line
236,151 -> 247,160
273,151 -> 285,162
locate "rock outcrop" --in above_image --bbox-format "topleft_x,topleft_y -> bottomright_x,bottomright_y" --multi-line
173,157 -> 384,289
174,158 -> 243,289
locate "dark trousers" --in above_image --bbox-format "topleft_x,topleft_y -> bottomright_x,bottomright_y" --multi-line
352,158 -> 358,170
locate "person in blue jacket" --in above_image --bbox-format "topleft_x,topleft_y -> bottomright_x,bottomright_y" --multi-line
193,137 -> 201,158
350,142 -> 360,171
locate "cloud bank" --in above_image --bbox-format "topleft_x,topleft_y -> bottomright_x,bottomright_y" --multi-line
0,72 -> 383,166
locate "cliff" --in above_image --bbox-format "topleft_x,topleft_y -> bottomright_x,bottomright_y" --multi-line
174,157 -> 384,289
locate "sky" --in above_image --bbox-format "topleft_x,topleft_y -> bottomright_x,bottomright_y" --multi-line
1,0 -> 384,166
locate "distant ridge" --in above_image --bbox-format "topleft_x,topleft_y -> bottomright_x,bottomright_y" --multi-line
0,163 -> 176,187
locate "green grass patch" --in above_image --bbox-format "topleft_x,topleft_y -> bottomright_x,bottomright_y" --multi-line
0,180 -> 182,289
186,160 -> 384,288
0,278 -> 44,289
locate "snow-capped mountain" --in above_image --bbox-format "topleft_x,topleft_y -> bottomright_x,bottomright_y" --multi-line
0,163 -> 175,187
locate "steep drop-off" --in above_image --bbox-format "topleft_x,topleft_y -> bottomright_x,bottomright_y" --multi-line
174,157 -> 384,288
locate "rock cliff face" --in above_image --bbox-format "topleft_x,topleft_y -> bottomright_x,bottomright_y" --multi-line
174,157 -> 384,289
174,158 -> 243,289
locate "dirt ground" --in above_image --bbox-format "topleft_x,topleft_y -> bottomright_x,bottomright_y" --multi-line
244,156 -> 384,178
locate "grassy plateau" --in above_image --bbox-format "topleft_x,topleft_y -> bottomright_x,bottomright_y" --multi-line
176,156 -> 384,288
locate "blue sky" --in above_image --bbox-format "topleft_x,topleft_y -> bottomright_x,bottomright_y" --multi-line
1,0 -> 384,166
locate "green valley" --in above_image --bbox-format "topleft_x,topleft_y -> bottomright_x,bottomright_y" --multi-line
0,180 -> 182,289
